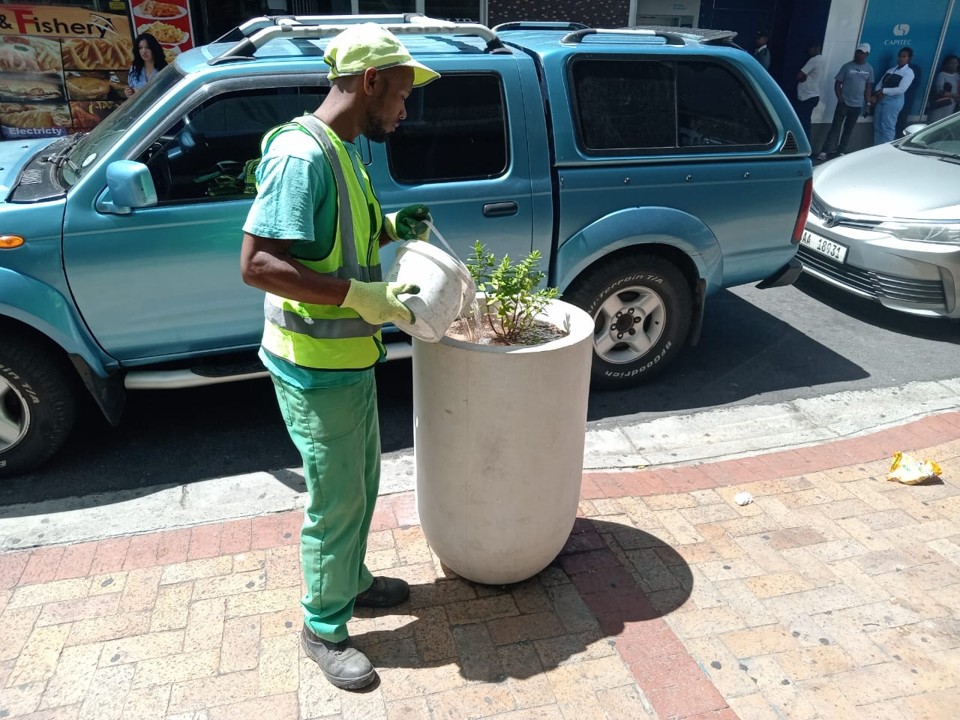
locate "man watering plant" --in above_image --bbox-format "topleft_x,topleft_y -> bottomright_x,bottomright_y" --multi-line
239,23 -> 436,690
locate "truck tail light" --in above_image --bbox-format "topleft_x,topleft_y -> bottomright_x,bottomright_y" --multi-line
791,178 -> 813,244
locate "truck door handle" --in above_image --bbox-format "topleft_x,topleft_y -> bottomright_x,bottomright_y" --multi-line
483,201 -> 518,217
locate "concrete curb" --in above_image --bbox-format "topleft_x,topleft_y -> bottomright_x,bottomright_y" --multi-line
2,378 -> 959,551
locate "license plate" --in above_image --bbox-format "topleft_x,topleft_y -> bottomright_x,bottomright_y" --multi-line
801,230 -> 848,263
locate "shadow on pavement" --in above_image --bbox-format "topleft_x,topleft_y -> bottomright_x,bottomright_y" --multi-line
793,274 -> 960,343
0,378 -> 299,508
587,287 -> 869,417
350,519 -> 692,681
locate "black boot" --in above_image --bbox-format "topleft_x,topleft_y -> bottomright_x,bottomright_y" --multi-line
300,625 -> 375,690
355,576 -> 410,608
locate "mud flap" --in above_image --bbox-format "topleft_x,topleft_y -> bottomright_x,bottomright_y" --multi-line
688,277 -> 707,347
756,257 -> 803,290
68,354 -> 125,426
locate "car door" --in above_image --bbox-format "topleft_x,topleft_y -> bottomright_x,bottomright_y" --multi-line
62,77 -> 324,362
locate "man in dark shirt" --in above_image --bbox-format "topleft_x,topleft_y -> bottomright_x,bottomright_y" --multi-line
754,30 -> 771,71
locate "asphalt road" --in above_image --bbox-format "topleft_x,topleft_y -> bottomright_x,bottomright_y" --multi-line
3,273 -> 957,507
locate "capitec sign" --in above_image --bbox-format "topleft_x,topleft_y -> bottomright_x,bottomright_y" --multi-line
860,0 -> 952,115
0,5 -> 134,139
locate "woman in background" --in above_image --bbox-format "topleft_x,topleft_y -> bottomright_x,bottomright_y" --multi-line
125,32 -> 167,97
929,54 -> 960,123
871,47 -> 915,145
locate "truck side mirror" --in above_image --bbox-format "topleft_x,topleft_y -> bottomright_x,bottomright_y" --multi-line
96,160 -> 158,215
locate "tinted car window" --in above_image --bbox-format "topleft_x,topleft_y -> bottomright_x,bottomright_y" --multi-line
572,59 -> 676,151
139,86 -> 323,203
387,73 -> 508,183
677,61 -> 774,147
571,57 -> 774,154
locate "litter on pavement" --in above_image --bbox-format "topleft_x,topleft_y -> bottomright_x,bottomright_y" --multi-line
734,491 -> 754,506
887,451 -> 942,485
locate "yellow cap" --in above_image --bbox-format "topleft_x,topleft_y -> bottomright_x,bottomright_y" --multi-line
324,23 -> 440,88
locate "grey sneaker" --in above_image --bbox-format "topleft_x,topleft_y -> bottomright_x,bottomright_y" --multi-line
816,152 -> 827,161
355,576 -> 410,608
300,625 -> 376,690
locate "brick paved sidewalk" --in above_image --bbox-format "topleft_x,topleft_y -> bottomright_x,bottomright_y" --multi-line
2,412 -> 960,719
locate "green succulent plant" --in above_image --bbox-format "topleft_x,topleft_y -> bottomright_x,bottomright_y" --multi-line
466,240 -> 560,345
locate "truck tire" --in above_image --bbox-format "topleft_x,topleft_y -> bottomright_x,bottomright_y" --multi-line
565,256 -> 693,389
0,336 -> 78,478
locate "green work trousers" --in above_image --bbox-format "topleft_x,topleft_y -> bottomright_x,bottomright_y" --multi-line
271,370 -> 379,642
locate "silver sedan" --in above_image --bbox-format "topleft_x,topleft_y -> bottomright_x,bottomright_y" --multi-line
799,114 -> 960,317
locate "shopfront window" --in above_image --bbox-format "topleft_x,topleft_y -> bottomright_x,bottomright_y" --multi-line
358,0 -> 416,12
424,0 -> 481,22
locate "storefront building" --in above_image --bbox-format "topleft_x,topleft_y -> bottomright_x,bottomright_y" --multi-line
2,0 -> 959,143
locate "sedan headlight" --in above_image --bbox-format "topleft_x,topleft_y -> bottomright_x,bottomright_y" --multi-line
878,220 -> 960,244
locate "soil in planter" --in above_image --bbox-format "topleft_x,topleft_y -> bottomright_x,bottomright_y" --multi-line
445,315 -> 569,346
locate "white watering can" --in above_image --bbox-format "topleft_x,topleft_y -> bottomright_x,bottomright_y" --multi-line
385,222 -> 475,343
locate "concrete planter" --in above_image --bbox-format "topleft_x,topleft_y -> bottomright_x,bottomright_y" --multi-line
412,298 -> 594,585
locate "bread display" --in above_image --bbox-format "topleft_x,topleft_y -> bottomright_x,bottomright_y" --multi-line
65,74 -> 111,100
0,102 -> 71,129
0,75 -> 64,102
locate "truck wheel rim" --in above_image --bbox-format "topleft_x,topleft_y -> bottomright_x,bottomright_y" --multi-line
0,377 -> 29,453
592,285 -> 666,365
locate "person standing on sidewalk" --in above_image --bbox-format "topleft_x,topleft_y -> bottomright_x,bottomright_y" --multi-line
754,30 -> 771,71
816,43 -> 874,161
872,47 -> 915,145
239,23 -> 438,691
927,54 -> 959,123
895,54 -> 922,139
794,43 -> 824,143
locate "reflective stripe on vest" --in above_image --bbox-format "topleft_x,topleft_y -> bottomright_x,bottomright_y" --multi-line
264,301 -> 378,339
259,116 -> 384,370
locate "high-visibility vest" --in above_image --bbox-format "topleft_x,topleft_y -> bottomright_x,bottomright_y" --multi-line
260,115 -> 385,370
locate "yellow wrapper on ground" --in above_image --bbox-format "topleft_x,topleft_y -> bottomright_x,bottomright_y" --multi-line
887,451 -> 942,485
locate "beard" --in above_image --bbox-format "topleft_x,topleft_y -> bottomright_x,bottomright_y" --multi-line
362,109 -> 389,143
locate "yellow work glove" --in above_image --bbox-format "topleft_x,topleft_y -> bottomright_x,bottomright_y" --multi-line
384,204 -> 432,242
341,280 -> 419,325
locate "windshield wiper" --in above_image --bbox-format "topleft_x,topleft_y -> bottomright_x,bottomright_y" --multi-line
40,133 -> 85,164
901,145 -> 960,160
54,152 -> 80,174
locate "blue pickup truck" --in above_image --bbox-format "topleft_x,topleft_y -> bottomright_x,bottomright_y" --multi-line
0,15 -> 812,477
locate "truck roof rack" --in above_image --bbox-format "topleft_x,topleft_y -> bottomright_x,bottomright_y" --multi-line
214,14 -> 409,43
493,21 -> 589,33
209,13 -> 506,65
561,27 -> 738,47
